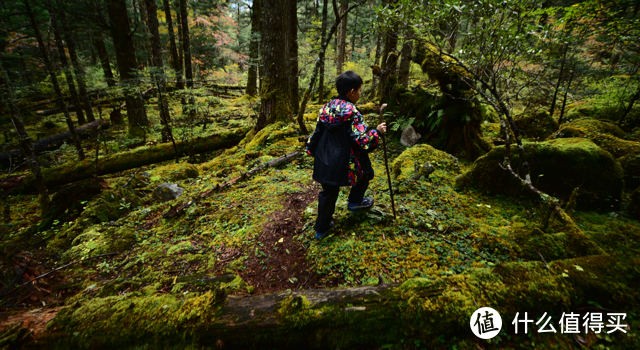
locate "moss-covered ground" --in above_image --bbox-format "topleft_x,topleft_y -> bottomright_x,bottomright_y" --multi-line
1,92 -> 639,349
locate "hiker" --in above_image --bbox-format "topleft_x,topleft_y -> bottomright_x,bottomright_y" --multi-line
305,71 -> 387,239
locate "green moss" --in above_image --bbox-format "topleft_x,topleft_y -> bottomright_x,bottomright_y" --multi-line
390,144 -> 461,187
515,109 -> 559,140
480,104 -> 499,122
456,138 -> 625,210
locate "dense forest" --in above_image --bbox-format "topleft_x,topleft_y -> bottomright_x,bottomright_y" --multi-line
0,0 -> 639,348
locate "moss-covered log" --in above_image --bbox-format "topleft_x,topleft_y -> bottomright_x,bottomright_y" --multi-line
18,251 -> 637,349
17,128 -> 249,192
0,119 -> 110,167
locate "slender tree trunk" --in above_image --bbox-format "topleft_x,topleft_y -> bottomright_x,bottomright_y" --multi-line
290,0 -> 299,114
24,0 -> 85,160
144,0 -> 174,145
397,40 -> 412,87
105,0 -> 150,132
179,0 -> 193,89
317,0 -> 328,103
246,0 -> 260,96
256,0 -> 292,131
0,62 -> 50,214
335,0 -> 348,75
163,0 -> 183,90
93,31 -> 116,87
549,43 -> 568,118
47,1 -> 86,125
55,0 -> 95,122
368,34 -> 382,99
175,2 -> 184,75
558,68 -> 575,126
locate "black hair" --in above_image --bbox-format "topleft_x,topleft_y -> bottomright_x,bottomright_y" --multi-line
336,71 -> 363,96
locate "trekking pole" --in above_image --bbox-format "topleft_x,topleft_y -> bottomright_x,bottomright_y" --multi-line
378,103 -> 397,220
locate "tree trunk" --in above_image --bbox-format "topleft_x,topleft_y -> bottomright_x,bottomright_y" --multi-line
256,0 -> 293,131
246,0 -> 260,96
18,129 -> 248,192
144,0 -> 174,144
368,34 -> 382,99
0,62 -> 50,214
290,0 -> 299,114
24,0 -> 85,161
397,40 -> 412,87
175,1 -> 184,76
617,84 -> 640,129
549,43 -> 568,118
317,0 -> 328,103
47,1 -> 86,125
558,68 -> 576,126
163,0 -> 183,90
179,0 -> 193,90
57,0 -> 95,122
335,0 -> 348,75
105,0 -> 150,131
92,31 -> 116,88
378,24 -> 398,102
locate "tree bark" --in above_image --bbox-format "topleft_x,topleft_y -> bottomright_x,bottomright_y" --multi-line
0,62 -> 50,214
397,40 -> 412,87
24,0 -> 85,161
179,0 -> 193,90
144,0 -> 174,145
57,0 -> 95,122
47,1 -> 86,125
175,1 -> 184,76
105,0 -> 150,131
163,0 -> 183,90
92,31 -> 116,88
246,0 -> 260,96
368,34 -> 382,99
558,68 -> 575,126
255,0 -> 293,131
549,43 -> 568,118
289,0 -> 299,114
317,0 -> 328,103
18,129 -> 248,192
335,0 -> 348,75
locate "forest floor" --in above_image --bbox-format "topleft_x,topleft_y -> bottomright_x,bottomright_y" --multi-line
1,88 -> 640,349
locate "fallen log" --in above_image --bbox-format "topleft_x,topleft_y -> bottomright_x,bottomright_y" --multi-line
16,127 -> 249,192
0,119 -> 110,168
37,86 -> 155,117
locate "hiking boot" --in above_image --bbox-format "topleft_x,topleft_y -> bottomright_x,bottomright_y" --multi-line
315,221 -> 335,239
347,198 -> 374,211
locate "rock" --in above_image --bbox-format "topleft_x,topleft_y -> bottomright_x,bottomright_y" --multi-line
171,164 -> 200,181
400,125 -> 422,147
154,183 -> 184,201
515,109 -> 558,140
456,138 -> 624,210
619,152 -> 640,190
550,119 -> 640,158
629,188 -> 640,220
391,144 -> 461,192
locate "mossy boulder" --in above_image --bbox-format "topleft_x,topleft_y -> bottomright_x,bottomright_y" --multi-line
564,102 -> 614,121
619,152 -> 640,190
551,120 -> 640,159
553,119 -> 626,139
244,122 -> 297,152
515,109 -> 558,140
358,102 -> 377,115
456,138 -> 624,210
62,224 -> 137,262
170,163 -> 200,181
629,188 -> 640,219
391,144 -> 461,192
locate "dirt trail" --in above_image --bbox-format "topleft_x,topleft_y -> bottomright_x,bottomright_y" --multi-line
239,182 -> 340,293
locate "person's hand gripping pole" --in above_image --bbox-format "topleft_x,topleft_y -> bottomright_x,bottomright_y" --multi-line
377,103 -> 397,220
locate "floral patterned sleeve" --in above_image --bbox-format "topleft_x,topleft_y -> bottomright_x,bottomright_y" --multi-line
350,107 -> 379,153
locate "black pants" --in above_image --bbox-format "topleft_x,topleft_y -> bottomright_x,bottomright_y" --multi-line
314,177 -> 370,232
